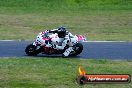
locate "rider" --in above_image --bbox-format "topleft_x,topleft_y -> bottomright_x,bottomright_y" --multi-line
41,27 -> 74,57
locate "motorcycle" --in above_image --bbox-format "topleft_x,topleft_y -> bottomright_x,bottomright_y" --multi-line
25,31 -> 86,57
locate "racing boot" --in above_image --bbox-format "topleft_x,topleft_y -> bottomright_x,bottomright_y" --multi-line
62,47 -> 74,58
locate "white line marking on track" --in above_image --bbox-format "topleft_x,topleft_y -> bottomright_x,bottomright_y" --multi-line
0,40 -> 128,42
0,40 -> 15,41
84,41 -> 126,42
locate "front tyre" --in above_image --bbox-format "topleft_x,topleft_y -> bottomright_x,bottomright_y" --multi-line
70,43 -> 83,56
25,44 -> 38,56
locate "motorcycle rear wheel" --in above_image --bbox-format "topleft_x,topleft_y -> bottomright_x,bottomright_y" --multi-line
25,44 -> 38,56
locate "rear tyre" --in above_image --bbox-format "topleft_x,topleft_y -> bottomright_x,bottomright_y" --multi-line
25,44 -> 38,56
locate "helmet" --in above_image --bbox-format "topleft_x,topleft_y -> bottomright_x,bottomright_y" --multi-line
57,27 -> 66,38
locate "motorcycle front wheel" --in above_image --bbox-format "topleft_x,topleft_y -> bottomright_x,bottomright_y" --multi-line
70,43 -> 83,56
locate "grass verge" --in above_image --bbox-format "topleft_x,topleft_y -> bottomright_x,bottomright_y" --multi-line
0,0 -> 132,41
0,57 -> 132,88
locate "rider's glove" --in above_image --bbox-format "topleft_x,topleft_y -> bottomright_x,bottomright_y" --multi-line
42,30 -> 49,38
46,30 -> 49,32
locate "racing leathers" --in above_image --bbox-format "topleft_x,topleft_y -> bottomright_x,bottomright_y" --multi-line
38,29 -> 74,57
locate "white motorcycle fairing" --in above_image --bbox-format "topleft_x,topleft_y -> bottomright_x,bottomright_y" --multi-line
25,31 -> 86,57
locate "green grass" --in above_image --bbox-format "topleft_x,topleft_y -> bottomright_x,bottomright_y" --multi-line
0,0 -> 132,41
0,1 -> 132,87
0,57 -> 132,88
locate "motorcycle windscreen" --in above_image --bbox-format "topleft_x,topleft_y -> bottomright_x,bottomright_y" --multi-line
76,35 -> 86,42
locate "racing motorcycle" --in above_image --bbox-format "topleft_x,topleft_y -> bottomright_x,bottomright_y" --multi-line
25,31 -> 86,57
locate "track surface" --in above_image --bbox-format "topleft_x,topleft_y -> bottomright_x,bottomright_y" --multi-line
0,41 -> 132,60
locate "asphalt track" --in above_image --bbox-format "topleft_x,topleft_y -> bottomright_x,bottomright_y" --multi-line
0,41 -> 132,60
